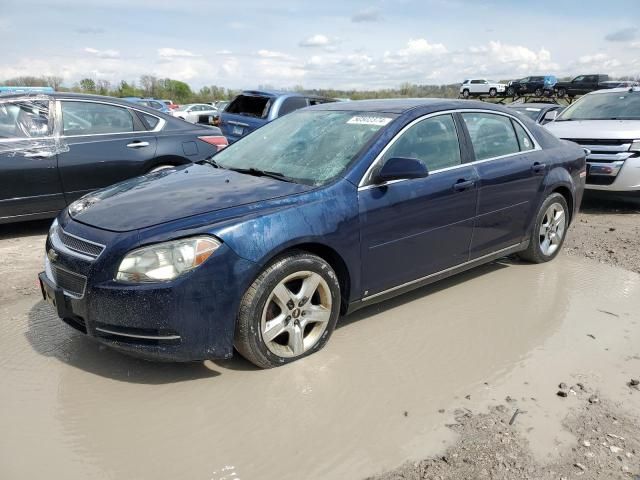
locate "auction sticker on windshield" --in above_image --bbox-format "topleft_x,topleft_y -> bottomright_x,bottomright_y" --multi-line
347,116 -> 392,126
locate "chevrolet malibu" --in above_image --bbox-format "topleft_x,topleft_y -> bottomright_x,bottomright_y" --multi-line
39,99 -> 586,368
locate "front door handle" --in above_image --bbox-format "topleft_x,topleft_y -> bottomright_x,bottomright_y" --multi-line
453,179 -> 475,191
532,162 -> 546,174
126,141 -> 150,148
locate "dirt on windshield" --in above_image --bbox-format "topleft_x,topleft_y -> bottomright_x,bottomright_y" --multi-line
0,193 -> 639,480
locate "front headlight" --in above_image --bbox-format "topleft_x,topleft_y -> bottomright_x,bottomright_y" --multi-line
116,236 -> 221,283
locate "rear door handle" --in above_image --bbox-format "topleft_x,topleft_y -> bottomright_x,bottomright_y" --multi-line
453,179 -> 475,191
126,141 -> 150,148
532,162 -> 546,173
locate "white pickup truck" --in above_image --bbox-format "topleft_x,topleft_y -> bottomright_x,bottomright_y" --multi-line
459,79 -> 507,98
545,87 -> 640,194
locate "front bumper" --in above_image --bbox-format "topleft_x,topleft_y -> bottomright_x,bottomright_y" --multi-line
587,156 -> 640,192
40,216 -> 258,361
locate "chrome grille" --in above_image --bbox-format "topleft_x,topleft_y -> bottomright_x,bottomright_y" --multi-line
52,265 -> 87,297
563,138 -> 636,184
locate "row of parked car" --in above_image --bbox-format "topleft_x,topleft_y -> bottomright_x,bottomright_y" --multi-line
460,74 -> 638,98
1,85 -> 638,226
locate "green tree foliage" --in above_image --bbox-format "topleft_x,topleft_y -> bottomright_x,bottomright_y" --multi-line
79,78 -> 97,93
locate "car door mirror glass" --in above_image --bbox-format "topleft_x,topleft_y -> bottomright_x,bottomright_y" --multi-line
375,157 -> 429,183
542,110 -> 558,123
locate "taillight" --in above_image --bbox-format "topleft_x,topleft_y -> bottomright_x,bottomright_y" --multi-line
198,135 -> 228,151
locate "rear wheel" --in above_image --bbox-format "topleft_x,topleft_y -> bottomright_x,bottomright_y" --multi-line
507,86 -> 516,96
518,193 -> 569,263
557,87 -> 566,97
235,252 -> 341,368
462,89 -> 470,99
489,88 -> 497,97
534,88 -> 543,97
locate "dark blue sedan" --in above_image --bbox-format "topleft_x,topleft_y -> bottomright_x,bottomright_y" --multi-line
39,99 -> 586,368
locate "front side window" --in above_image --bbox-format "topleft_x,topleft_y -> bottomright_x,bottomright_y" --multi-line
382,114 -> 462,171
214,110 -> 394,185
462,112 -> 520,160
62,101 -> 134,135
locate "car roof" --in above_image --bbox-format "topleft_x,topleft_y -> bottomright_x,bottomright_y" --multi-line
588,86 -> 640,95
507,103 -> 558,110
308,98 -> 512,114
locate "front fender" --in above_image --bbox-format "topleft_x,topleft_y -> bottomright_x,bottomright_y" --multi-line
210,180 -> 362,300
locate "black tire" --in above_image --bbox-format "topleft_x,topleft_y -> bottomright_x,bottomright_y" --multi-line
534,88 -> 543,97
462,89 -> 470,99
518,193 -> 569,264
489,88 -> 497,97
234,251 -> 341,368
507,86 -> 516,96
557,88 -> 566,98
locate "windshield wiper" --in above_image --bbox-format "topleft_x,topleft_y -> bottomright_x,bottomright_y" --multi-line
227,167 -> 298,183
201,157 -> 224,168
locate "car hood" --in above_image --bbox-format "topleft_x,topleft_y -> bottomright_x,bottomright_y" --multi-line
545,120 -> 640,140
70,164 -> 313,232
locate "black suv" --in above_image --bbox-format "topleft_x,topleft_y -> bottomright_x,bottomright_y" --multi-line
554,74 -> 610,97
506,76 -> 557,97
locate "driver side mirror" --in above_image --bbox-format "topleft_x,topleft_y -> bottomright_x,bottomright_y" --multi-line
375,157 -> 429,183
541,110 -> 558,124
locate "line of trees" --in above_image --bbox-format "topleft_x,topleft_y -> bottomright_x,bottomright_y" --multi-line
3,74 -> 639,104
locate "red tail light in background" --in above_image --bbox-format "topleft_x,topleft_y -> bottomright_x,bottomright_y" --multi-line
198,135 -> 229,151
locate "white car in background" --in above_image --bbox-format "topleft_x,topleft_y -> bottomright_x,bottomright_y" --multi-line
459,79 -> 507,98
172,103 -> 218,124
545,87 -> 640,194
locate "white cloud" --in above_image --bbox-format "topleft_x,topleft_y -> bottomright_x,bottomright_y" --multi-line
257,49 -> 294,60
84,47 -> 120,59
299,34 -> 331,47
216,49 -> 233,55
399,38 -> 448,56
157,48 -> 201,59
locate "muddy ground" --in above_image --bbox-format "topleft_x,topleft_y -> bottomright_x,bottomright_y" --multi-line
0,192 -> 639,480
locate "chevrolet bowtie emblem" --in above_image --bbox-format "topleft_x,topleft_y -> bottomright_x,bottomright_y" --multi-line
47,249 -> 58,263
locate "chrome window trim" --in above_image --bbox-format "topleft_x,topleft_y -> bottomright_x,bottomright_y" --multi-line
358,108 -> 542,189
57,98 -> 166,138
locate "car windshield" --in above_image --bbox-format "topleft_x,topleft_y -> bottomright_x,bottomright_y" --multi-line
213,110 -> 395,185
511,107 -> 541,121
557,90 -> 640,121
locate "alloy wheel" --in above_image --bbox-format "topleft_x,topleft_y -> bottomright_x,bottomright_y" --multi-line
539,202 -> 566,256
261,271 -> 332,358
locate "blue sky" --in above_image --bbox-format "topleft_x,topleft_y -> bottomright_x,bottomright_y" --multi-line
1,0 -> 639,90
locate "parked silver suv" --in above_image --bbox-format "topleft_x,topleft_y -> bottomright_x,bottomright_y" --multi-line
545,87 -> 640,193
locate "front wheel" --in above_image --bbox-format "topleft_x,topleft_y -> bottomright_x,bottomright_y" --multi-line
518,193 -> 569,263
462,89 -> 470,99
235,252 -> 341,368
489,88 -> 497,97
557,88 -> 566,98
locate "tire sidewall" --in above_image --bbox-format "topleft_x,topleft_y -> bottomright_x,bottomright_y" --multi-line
530,193 -> 569,262
237,254 -> 341,367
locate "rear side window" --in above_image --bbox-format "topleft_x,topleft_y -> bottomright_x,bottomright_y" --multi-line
278,97 -> 308,117
140,113 -> 160,130
462,113 -> 520,160
225,94 -> 272,119
62,101 -> 134,135
383,114 -> 462,171
0,100 -> 51,139
512,121 -> 535,151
